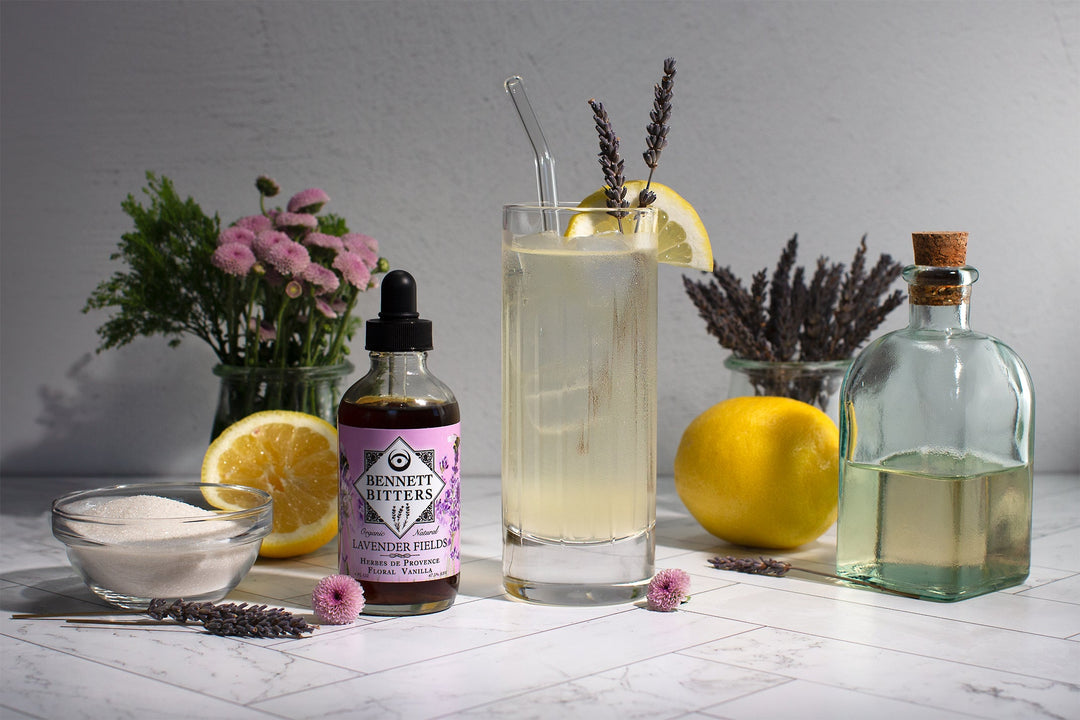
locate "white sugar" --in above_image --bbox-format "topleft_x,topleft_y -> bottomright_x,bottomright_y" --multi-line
65,494 -> 260,601
84,494 -> 216,520
77,494 -> 231,544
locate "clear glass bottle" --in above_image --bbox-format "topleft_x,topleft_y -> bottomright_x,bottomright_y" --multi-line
338,270 -> 461,615
836,232 -> 1034,601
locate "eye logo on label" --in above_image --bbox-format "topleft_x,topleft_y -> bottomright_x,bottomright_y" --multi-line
356,436 -> 445,538
387,450 -> 411,472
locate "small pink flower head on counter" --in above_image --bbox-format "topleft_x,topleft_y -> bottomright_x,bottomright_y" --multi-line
312,574 -> 365,625
646,568 -> 691,612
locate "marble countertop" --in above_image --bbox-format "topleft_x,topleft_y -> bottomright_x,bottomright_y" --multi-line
2,473 -> 1078,719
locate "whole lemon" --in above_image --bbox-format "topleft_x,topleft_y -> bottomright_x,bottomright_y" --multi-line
673,396 -> 840,549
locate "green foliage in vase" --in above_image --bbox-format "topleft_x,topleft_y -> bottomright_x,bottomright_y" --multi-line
84,173 -> 388,368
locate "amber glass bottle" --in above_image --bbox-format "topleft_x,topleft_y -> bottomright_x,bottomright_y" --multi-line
338,270 -> 460,615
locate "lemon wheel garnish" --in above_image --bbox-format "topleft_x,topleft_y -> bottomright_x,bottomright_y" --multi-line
202,410 -> 339,559
568,181 -> 713,271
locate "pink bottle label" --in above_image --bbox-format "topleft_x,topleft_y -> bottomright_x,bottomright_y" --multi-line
339,424 -> 460,583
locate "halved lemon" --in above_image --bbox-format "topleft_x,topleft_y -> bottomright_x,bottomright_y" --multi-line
568,181 -> 713,270
202,410 -> 338,558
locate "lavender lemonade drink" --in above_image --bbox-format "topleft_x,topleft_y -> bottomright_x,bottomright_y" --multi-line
501,204 -> 658,605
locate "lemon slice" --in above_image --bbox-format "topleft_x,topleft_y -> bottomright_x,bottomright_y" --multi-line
202,410 -> 339,558
569,181 -> 713,270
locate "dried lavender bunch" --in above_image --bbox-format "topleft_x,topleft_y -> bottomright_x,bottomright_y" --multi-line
684,234 -> 904,363
639,57 -> 676,208
708,555 -> 792,577
588,99 -> 628,227
147,598 -> 314,638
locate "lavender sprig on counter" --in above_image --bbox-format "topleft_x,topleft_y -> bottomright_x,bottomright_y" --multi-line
708,555 -> 921,598
588,98 -> 629,229
708,555 -> 792,577
147,598 -> 315,638
640,57 -> 676,208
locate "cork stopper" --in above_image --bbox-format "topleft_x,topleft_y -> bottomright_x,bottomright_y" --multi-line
912,232 -> 968,267
909,232 -> 970,306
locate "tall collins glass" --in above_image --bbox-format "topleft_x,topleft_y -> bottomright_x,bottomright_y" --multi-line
502,204 -> 659,605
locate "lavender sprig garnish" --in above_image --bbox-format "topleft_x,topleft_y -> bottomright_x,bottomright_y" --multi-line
640,57 -> 676,208
708,555 -> 921,599
588,98 -> 629,230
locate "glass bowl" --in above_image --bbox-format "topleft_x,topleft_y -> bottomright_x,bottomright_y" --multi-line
51,482 -> 272,609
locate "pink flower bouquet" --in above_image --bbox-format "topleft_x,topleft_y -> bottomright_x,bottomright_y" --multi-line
85,173 -> 388,369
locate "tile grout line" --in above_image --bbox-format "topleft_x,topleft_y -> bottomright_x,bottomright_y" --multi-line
0,631 -> 297,719
673,623 -> 1076,706
429,624 -> 785,719
671,567 -> 1080,639
675,597 -> 1080,688
261,603 -> 644,702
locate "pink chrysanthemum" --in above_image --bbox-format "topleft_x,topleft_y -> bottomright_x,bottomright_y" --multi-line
219,226 -> 255,247
285,279 -> 304,299
301,263 -> 340,294
303,232 -> 345,252
253,230 -> 289,261
210,243 -> 257,277
234,214 -> 273,233
355,245 -> 379,270
342,233 -> 378,255
266,241 -> 311,275
256,175 -> 280,197
257,319 -> 276,341
646,568 -> 691,612
287,188 -> 330,214
332,251 -> 372,289
275,212 -> 319,231
311,574 -> 364,624
314,297 -> 337,319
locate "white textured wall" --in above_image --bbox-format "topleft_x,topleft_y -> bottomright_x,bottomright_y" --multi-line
2,0 -> 1077,476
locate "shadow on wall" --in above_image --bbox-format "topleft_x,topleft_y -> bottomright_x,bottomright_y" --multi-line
2,349 -> 213,498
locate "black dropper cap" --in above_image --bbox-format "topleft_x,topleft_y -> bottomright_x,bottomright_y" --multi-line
365,270 -> 433,351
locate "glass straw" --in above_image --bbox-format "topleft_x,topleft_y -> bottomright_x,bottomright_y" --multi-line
504,75 -> 558,230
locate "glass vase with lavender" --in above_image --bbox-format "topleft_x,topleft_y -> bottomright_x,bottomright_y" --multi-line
683,234 -> 906,422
